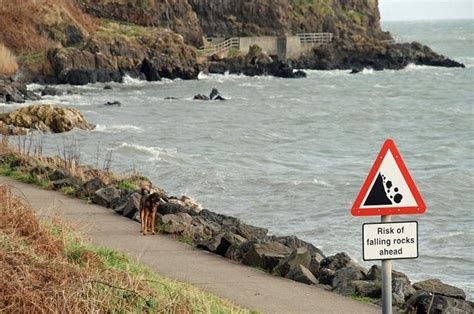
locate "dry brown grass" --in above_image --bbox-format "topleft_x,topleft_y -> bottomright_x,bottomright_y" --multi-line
0,43 -> 18,76
0,0 -> 97,55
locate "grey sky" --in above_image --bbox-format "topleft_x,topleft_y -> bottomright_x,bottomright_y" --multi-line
379,0 -> 474,21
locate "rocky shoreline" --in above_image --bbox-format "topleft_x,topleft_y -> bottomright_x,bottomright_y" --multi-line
0,143 -> 472,313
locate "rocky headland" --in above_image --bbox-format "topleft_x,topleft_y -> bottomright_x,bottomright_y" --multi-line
0,0 -> 466,104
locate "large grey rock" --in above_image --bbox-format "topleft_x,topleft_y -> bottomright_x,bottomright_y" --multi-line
316,252 -> 354,284
273,235 -> 325,259
52,176 -> 82,190
331,265 -> 368,295
366,264 -> 409,281
120,193 -> 141,218
406,290 -> 474,314
273,247 -> 311,277
392,277 -> 416,306
93,187 -> 121,207
352,280 -> 382,298
242,241 -> 292,270
286,264 -> 318,285
161,213 -> 193,234
198,232 -> 247,257
413,279 -> 466,300
308,256 -> 322,277
82,177 -> 106,196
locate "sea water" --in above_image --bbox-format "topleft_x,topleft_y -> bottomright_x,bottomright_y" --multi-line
9,20 -> 473,298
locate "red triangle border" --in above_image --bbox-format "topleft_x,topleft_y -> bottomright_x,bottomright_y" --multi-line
351,139 -> 427,216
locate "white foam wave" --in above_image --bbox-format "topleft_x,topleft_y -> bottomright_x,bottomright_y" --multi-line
361,68 -> 374,75
122,75 -> 147,85
404,63 -> 431,71
95,124 -> 144,133
457,57 -> 474,68
292,178 -> 334,188
26,83 -> 43,91
113,142 -> 177,161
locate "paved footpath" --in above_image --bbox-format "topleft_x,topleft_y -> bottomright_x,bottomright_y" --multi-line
1,176 -> 379,314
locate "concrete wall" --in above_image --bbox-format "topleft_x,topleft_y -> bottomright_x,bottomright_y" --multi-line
239,36 -> 307,61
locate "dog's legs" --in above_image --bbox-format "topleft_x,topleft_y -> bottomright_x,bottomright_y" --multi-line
141,208 -> 147,236
151,207 -> 157,235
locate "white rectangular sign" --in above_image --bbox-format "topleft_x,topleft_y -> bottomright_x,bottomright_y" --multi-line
363,221 -> 418,261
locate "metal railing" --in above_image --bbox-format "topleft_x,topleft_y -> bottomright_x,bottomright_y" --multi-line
297,33 -> 333,44
197,37 -> 240,55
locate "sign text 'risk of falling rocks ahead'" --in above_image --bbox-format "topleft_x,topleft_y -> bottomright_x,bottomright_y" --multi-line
351,139 -> 426,216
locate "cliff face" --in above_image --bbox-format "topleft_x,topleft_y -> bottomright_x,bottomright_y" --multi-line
189,0 -> 388,39
76,0 -> 204,46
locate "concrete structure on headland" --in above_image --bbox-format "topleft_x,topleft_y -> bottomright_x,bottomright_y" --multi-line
198,33 -> 333,61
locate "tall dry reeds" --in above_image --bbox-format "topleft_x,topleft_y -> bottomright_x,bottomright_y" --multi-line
0,43 -> 18,76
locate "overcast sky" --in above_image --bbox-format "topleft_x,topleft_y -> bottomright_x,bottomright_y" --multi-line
379,0 -> 474,21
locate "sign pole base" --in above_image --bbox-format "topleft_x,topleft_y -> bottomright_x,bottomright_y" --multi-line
381,215 -> 393,314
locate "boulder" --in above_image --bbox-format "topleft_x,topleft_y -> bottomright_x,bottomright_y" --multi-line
198,232 -> 246,257
161,213 -> 193,234
392,277 -> 416,306
41,86 -> 63,96
242,241 -> 292,270
82,177 -> 106,196
308,256 -> 322,277
366,265 -> 409,281
103,85 -> 113,90
209,88 -> 226,101
406,290 -> 474,314
0,81 -> 27,103
103,101 -> 121,106
93,187 -> 121,208
193,94 -> 209,100
0,121 -> 28,136
286,265 -> 318,285
413,279 -> 466,300
273,247 -> 311,277
119,193 -> 142,218
273,235 -> 325,259
331,265 -> 368,295
52,177 -> 82,190
168,195 -> 203,213
50,169 -> 68,181
352,280 -> 382,298
0,105 -> 95,133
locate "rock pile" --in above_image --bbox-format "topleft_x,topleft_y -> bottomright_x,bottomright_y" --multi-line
0,104 -> 95,134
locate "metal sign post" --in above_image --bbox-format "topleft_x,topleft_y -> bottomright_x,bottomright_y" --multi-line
351,139 -> 427,314
381,215 -> 392,314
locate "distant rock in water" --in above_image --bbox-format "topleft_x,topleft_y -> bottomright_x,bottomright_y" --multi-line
103,101 -> 121,106
194,88 -> 226,101
294,39 -> 465,71
0,79 -> 41,103
41,86 -> 63,96
103,85 -> 113,90
209,88 -> 225,101
0,104 -> 95,133
350,68 -> 363,74
193,94 -> 210,101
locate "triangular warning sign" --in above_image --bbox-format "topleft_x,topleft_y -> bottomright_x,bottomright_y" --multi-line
351,139 -> 426,216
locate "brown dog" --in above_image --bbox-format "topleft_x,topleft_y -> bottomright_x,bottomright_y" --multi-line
139,188 -> 161,235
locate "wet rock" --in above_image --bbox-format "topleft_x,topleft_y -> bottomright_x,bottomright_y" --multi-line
0,104 -> 95,133
350,68 -> 363,74
41,86 -> 63,96
242,241 -> 291,270
273,235 -> 325,259
352,280 -> 382,298
209,88 -> 225,101
52,177 -> 82,191
82,177 -> 106,196
161,213 -> 193,234
413,279 -> 466,300
273,247 -> 311,277
168,195 -> 203,214
103,85 -> 113,90
365,265 -> 409,281
405,290 -> 474,314
331,265 -> 368,295
286,264 -> 318,285
50,169 -> 68,181
120,193 -> 142,218
25,91 -> 42,101
103,101 -> 121,106
193,94 -> 209,100
93,187 -> 121,208
392,277 -> 416,306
